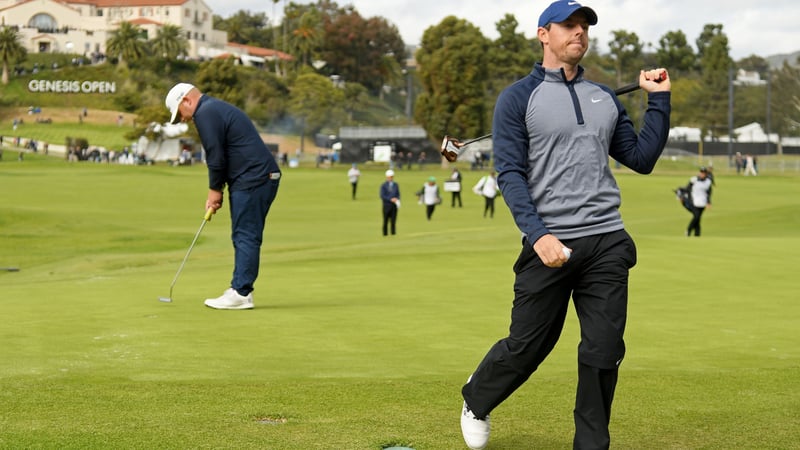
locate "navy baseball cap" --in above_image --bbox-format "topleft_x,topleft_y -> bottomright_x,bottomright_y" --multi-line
538,0 -> 598,27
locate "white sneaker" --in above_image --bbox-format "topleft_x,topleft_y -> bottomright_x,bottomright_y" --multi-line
204,288 -> 254,310
461,401 -> 490,449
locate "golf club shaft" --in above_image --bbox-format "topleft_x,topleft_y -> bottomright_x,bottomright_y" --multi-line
167,209 -> 214,296
445,80 -> 649,159
461,133 -> 493,146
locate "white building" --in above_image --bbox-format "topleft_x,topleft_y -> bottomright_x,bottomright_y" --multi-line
0,0 -> 291,62
670,123 -> 782,144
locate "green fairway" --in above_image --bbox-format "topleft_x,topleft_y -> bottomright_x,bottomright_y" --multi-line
1,155 -> 798,449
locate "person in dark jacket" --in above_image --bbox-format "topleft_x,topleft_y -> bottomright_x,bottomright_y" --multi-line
459,2 -> 671,449
379,169 -> 400,235
165,83 -> 281,310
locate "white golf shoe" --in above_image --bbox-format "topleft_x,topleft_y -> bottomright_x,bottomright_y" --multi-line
204,288 -> 254,310
461,401 -> 490,449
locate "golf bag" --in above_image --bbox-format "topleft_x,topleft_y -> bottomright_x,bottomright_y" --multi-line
674,184 -> 693,213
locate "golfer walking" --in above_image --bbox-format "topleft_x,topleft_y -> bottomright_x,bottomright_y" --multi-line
165,83 -> 281,310
686,167 -> 713,236
459,1 -> 671,449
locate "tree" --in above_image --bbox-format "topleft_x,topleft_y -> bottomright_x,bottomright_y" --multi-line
287,71 -> 346,150
310,1 -> 405,95
695,24 -> 724,60
737,54 -> 770,75
488,14 -> 537,96
244,72 -> 289,126
655,30 -> 696,75
415,16 -> 490,144
607,30 -> 643,87
341,82 -> 369,122
151,25 -> 188,74
195,57 -> 247,108
770,61 -> 800,139
290,8 -> 323,66
106,21 -> 148,69
214,10 -> 274,48
691,24 -> 733,140
0,26 -> 26,85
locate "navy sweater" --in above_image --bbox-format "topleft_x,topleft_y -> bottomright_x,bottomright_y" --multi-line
193,95 -> 280,192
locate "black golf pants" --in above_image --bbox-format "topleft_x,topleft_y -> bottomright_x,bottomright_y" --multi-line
462,230 -> 637,450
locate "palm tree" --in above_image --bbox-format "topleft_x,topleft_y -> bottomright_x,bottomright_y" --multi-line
106,21 -> 148,69
0,26 -> 27,85
290,9 -> 322,66
151,24 -> 188,73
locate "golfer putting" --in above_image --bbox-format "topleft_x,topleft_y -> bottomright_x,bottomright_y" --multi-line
164,83 -> 281,310
459,1 -> 671,449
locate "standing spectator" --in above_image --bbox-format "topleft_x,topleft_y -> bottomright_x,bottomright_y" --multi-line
686,167 -> 713,237
347,163 -> 361,200
734,152 -> 744,174
458,1 -> 671,449
417,151 -> 427,170
450,168 -> 463,208
418,176 -> 441,221
473,171 -> 499,218
380,169 -> 400,236
744,154 -> 757,176
165,82 -> 281,310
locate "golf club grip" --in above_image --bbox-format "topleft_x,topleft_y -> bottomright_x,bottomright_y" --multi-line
614,72 -> 667,96
204,208 -> 214,222
614,82 -> 640,96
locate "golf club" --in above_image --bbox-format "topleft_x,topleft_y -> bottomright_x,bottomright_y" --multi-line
1,267 -> 20,272
440,78 -> 657,162
158,208 -> 214,303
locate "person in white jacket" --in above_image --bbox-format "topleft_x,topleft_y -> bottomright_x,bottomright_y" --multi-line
347,163 -> 361,200
687,167 -> 713,236
473,171 -> 499,218
419,176 -> 441,220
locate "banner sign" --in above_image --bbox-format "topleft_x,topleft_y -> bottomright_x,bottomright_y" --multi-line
27,80 -> 117,94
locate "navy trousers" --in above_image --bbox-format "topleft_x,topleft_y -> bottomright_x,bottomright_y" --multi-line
228,178 -> 280,296
462,230 -> 637,449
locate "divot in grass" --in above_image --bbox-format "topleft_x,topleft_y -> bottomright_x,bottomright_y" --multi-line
254,415 -> 288,425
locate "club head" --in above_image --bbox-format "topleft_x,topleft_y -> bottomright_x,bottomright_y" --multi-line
2,267 -> 20,272
158,297 -> 173,303
440,136 -> 460,162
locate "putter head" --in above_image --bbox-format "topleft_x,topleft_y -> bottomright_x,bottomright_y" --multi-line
158,297 -> 172,303
440,136 -> 461,162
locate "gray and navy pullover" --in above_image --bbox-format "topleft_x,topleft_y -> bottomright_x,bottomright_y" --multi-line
493,63 -> 670,246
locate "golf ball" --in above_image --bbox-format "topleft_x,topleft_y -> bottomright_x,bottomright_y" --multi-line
562,247 -> 571,259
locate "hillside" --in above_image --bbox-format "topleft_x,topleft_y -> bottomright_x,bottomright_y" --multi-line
0,106 -> 327,158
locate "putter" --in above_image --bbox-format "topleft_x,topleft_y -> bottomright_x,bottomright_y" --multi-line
158,208 -> 214,303
441,78 -> 659,162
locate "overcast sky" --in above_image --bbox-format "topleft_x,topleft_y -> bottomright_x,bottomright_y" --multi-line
205,0 -> 800,60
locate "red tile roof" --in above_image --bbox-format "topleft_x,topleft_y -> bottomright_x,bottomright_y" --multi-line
226,42 -> 294,61
68,0 -> 187,6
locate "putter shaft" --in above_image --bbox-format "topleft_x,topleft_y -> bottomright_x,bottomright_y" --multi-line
160,209 -> 213,302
